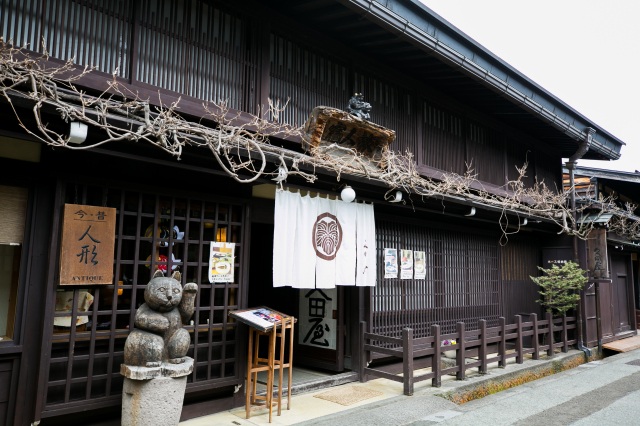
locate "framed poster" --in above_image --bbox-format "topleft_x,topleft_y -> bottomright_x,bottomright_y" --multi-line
400,249 -> 413,279
209,242 -> 235,283
384,248 -> 398,278
414,250 -> 426,279
59,204 -> 116,285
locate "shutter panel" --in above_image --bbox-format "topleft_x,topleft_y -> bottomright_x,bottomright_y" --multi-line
0,185 -> 28,245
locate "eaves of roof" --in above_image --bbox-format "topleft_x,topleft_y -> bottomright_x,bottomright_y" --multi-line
577,212 -> 614,225
337,0 -> 624,160
608,234 -> 640,249
567,166 -> 640,184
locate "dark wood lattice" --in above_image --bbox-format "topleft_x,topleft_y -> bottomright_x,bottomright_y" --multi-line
44,182 -> 245,414
373,218 -> 501,339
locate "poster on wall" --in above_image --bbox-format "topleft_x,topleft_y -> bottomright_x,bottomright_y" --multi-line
298,288 -> 337,349
209,242 -> 235,283
400,249 -> 413,279
414,250 -> 426,280
59,203 -> 116,285
384,248 -> 398,278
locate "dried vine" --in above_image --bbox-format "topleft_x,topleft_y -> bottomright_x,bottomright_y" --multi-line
1,40 -> 637,243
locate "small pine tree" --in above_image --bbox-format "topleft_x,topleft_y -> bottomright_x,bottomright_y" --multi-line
530,261 -> 588,317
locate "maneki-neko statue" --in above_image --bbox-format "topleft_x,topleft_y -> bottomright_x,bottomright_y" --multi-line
123,270 -> 197,367
120,270 -> 198,425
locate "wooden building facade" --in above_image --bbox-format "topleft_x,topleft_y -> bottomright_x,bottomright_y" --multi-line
563,166 -> 640,348
0,0 -> 626,424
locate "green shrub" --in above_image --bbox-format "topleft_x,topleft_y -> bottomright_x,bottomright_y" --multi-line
530,261 -> 588,316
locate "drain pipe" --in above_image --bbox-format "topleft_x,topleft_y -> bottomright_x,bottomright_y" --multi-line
566,128 -> 595,358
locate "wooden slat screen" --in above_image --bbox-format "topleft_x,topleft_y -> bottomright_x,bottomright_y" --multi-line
500,236 -> 543,320
1,0 -> 132,77
374,217 -> 501,339
136,0 -> 257,111
269,33 -> 418,148
421,101 -> 465,175
535,149 -> 561,192
467,121 -> 505,185
1,0 -> 257,112
44,182 -> 244,414
269,33 -> 350,127
352,71 -> 417,156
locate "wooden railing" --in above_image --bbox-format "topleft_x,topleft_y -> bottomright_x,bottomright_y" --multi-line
359,313 -> 577,395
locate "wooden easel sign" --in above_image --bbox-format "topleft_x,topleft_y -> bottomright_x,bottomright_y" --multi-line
229,306 -> 289,332
230,306 -> 295,423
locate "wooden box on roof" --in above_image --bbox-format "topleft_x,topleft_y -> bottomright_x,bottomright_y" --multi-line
302,106 -> 396,170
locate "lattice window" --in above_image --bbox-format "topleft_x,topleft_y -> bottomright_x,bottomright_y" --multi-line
136,0 -> 257,109
467,121 -> 505,186
44,182 -> 244,412
1,0 -> 132,77
270,32 -> 350,127
422,102 -> 465,174
1,0 -> 258,110
373,217 -> 500,338
500,237 -> 542,320
352,71 -> 417,156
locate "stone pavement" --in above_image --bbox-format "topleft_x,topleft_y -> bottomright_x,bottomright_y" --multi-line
180,348 -> 597,426
293,348 -> 640,426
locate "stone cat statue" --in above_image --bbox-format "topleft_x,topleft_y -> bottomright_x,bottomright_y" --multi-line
124,270 -> 198,367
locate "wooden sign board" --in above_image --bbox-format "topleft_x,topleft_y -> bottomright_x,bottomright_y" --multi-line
298,288 -> 337,349
59,203 -> 116,285
586,227 -> 609,279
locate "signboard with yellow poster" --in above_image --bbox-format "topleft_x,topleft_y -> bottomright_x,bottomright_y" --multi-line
209,242 -> 235,283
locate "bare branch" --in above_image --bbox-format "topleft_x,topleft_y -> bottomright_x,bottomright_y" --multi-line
2,41 -> 638,242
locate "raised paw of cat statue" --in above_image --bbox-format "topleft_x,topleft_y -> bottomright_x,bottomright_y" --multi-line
124,269 -> 198,367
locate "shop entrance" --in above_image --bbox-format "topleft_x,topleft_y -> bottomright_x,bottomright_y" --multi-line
610,254 -> 632,335
248,223 -> 347,374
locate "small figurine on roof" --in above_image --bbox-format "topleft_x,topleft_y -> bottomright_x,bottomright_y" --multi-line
347,92 -> 372,120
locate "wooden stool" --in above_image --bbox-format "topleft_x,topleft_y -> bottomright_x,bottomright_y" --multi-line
245,316 -> 295,423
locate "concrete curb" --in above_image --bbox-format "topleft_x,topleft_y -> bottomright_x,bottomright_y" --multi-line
432,350 -> 596,404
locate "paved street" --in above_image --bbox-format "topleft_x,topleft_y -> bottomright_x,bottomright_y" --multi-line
295,349 -> 640,426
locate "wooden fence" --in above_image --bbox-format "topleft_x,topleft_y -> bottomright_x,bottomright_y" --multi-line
359,313 -> 577,395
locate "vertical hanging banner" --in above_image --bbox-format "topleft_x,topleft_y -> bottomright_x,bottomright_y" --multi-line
209,242 -> 235,283
355,202 -> 376,286
59,203 -> 116,285
273,189 -> 376,288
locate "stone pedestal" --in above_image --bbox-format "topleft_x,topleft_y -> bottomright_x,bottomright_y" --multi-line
121,358 -> 193,426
